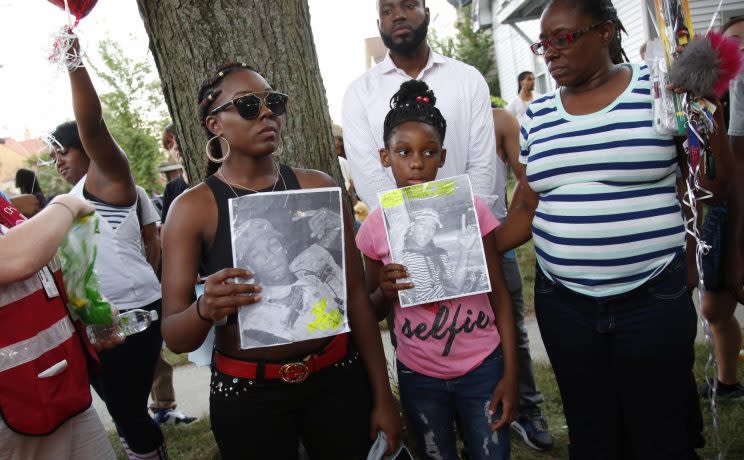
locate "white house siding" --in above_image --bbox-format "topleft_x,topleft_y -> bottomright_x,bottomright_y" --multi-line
689,0 -> 744,33
493,19 -> 543,98
615,0 -> 645,64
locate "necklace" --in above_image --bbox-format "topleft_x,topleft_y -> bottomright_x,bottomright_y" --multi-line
217,161 -> 285,198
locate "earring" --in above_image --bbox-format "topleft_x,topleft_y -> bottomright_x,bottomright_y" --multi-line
206,135 -> 231,163
271,138 -> 284,157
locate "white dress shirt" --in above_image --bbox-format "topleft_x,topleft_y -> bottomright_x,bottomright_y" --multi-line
342,50 -> 497,209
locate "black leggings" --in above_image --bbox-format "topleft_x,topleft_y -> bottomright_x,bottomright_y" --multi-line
210,351 -> 373,460
91,300 -> 164,454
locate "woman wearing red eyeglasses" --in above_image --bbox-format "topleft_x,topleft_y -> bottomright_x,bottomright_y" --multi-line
159,63 -> 401,459
494,0 -> 733,458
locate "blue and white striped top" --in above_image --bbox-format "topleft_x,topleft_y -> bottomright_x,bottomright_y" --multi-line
519,63 -> 685,297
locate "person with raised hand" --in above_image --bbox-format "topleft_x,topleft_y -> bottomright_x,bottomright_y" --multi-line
49,35 -> 167,459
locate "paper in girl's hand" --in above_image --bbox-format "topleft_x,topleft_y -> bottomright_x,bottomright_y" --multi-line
378,175 -> 491,308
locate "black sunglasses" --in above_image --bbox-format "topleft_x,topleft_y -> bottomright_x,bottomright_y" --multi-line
209,91 -> 289,119
530,22 -> 605,55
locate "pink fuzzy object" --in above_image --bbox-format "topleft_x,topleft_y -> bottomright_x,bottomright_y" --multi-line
670,32 -> 743,98
709,31 -> 743,97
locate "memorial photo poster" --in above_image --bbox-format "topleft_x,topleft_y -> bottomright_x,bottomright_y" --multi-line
229,187 -> 348,349
378,175 -> 491,308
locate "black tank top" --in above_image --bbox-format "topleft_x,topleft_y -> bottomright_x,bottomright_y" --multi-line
200,163 -> 300,277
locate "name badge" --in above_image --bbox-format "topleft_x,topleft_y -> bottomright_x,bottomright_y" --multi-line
38,266 -> 60,299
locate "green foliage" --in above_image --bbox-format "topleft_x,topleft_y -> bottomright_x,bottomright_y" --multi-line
89,39 -> 168,194
429,5 -> 500,97
491,95 -> 507,108
24,153 -> 71,197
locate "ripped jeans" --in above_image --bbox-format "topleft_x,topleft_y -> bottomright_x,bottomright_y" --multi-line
397,347 -> 509,460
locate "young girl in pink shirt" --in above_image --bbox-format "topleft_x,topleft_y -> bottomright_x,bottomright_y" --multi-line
355,80 -> 518,460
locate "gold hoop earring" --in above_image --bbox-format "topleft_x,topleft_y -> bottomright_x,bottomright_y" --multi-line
206,135 -> 231,163
271,138 -> 284,157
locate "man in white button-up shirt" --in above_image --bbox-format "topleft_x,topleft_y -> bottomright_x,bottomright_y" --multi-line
342,0 -> 497,209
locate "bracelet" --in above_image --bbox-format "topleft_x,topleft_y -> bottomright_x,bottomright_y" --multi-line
49,200 -> 76,220
195,295 -> 211,322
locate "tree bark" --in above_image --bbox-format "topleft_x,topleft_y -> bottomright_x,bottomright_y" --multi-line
135,0 -> 340,184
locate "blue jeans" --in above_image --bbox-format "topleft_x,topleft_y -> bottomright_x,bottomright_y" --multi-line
535,254 -> 700,459
397,347 -> 510,460
91,300 -> 164,454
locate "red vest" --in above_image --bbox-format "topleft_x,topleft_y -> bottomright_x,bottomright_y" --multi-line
0,196 -> 96,435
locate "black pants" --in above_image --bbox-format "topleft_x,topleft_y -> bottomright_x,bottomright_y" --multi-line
91,300 -> 164,454
210,351 -> 372,460
535,255 -> 701,459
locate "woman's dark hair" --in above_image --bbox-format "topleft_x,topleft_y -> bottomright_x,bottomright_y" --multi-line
196,62 -> 260,178
382,80 -> 447,147
548,0 -> 628,65
721,16 -> 744,34
50,120 -> 84,152
15,168 -> 43,195
517,71 -> 533,93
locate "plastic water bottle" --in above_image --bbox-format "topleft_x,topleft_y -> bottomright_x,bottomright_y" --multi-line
86,309 -> 159,345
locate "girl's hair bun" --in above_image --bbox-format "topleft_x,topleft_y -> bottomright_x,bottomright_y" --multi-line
390,79 -> 437,109
383,79 -> 447,146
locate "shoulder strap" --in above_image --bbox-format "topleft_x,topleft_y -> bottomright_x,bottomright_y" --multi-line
136,196 -> 143,230
279,164 -> 301,190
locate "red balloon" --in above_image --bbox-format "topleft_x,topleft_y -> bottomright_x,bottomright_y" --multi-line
47,0 -> 98,21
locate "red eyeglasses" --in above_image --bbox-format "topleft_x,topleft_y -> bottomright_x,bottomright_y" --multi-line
530,22 -> 605,55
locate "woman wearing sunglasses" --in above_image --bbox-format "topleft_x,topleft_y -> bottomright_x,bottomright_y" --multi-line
160,63 -> 401,460
494,0 -> 733,458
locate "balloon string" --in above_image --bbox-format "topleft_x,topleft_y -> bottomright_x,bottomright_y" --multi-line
705,0 -> 726,35
64,0 -> 72,29
682,94 -> 722,459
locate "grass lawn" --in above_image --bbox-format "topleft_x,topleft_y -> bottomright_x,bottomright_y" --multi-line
515,239 -> 536,316
163,348 -> 190,368
108,345 -> 743,459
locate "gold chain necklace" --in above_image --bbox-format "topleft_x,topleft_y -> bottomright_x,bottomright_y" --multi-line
217,161 -> 285,198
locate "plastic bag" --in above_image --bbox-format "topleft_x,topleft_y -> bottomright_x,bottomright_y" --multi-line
57,213 -> 113,325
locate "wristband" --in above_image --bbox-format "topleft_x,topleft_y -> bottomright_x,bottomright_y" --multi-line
195,295 -> 210,322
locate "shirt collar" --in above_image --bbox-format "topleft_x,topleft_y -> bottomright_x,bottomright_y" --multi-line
377,48 -> 445,77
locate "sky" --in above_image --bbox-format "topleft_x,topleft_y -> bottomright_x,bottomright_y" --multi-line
0,0 -> 457,140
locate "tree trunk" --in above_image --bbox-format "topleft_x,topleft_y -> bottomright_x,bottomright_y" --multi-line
135,0 -> 340,184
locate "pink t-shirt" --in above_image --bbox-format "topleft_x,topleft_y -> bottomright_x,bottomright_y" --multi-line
356,196 -> 501,379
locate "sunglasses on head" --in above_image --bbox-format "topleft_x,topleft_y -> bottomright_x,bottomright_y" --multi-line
209,91 -> 289,120
530,22 -> 605,55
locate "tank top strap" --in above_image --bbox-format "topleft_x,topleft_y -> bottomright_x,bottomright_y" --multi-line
278,163 -> 301,190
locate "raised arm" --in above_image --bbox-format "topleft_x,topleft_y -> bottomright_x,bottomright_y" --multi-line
342,85 -> 396,208
0,195 -> 93,284
68,37 -> 135,206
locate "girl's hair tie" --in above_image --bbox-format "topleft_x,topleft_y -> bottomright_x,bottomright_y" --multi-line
416,96 -> 430,103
